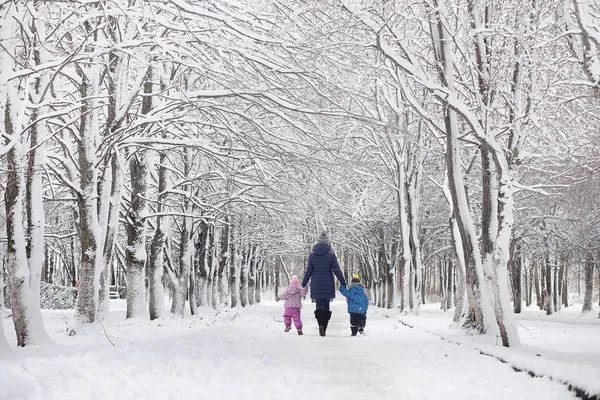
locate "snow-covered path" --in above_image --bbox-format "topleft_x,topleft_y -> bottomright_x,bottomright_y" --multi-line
1,302 -> 579,399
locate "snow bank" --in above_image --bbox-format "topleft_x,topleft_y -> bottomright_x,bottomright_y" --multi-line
394,304 -> 600,398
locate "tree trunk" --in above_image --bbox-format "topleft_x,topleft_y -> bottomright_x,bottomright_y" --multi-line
98,152 -> 123,320
450,214 -> 466,325
534,260 -> 543,309
407,180 -> 422,315
207,225 -> 216,309
545,249 -> 553,315
255,259 -> 262,304
230,238 -> 239,308
429,0 -> 492,335
491,171 -> 521,346
248,245 -> 256,306
189,260 -> 197,316
446,258 -> 453,310
577,261 -> 582,296
148,155 -> 166,320
71,65 -> 102,332
3,54 -> 50,345
171,277 -> 187,316
172,148 -> 195,316
218,221 -> 230,307
559,260 -> 568,308
0,256 -> 8,347
172,220 -> 192,316
398,258 -> 406,312
511,241 -> 522,313
421,255 -> 427,305
125,154 -> 148,319
397,162 -> 412,313
0,260 -> 5,310
97,39 -> 125,320
582,254 -> 595,313
240,245 -> 249,307
194,222 -> 209,308
5,109 -> 48,346
441,258 -> 447,311
525,259 -> 532,307
275,257 -> 281,299
24,58 -> 51,344
553,260 -> 559,312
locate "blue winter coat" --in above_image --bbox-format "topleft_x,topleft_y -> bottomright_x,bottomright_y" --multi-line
340,284 -> 369,314
301,243 -> 347,299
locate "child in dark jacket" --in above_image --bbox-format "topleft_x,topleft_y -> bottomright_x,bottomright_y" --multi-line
339,274 -> 369,336
276,275 -> 309,335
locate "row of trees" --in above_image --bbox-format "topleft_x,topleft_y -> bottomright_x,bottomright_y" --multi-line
1,0 -> 599,349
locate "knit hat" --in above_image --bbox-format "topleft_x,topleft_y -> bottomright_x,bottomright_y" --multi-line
290,275 -> 300,286
351,273 -> 360,283
317,231 -> 330,244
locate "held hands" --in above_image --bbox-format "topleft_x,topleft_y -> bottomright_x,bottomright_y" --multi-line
275,297 -> 280,301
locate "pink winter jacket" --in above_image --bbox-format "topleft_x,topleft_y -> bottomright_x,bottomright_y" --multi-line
279,285 -> 309,309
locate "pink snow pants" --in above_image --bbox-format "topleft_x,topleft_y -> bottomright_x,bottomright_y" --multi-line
283,307 -> 303,329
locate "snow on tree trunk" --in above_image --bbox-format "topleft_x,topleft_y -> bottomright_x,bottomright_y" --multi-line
204,225 -> 214,308
533,261 -> 542,309
397,161 -> 412,313
582,255 -> 595,313
97,38 -> 121,320
255,258 -> 262,304
98,152 -> 122,320
125,154 -> 148,319
171,147 -> 194,316
24,19 -> 51,345
218,220 -> 231,307
560,260 -> 568,308
491,174 -> 521,346
553,260 -> 560,312
194,222 -> 209,308
5,117 -> 48,347
148,154 -> 166,320
230,226 -> 239,308
510,240 -> 522,314
171,277 -> 188,316
189,259 -> 198,316
408,179 -> 421,315
545,242 -> 553,316
240,244 -> 249,307
248,245 -> 256,306
0,3 -> 49,346
171,217 -> 192,316
148,219 -> 165,320
481,146 -> 519,347
446,259 -> 453,310
211,239 -> 219,309
0,264 -> 4,310
70,63 -> 102,332
444,108 -> 493,334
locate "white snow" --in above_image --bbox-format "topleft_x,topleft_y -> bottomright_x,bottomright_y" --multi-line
1,301 -> 597,400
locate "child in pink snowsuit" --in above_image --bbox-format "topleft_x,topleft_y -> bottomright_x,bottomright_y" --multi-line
276,275 -> 308,335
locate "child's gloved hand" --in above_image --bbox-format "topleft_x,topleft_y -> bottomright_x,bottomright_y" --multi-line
275,297 -> 280,301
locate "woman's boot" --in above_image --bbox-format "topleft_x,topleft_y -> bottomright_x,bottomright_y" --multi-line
314,310 -> 326,336
321,311 -> 332,335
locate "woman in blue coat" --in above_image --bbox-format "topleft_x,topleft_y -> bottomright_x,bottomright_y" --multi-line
301,231 -> 347,336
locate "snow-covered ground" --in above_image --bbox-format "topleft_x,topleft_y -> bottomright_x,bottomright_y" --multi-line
1,300 -> 598,400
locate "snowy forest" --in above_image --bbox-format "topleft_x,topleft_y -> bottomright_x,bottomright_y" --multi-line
1,0 -> 599,366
